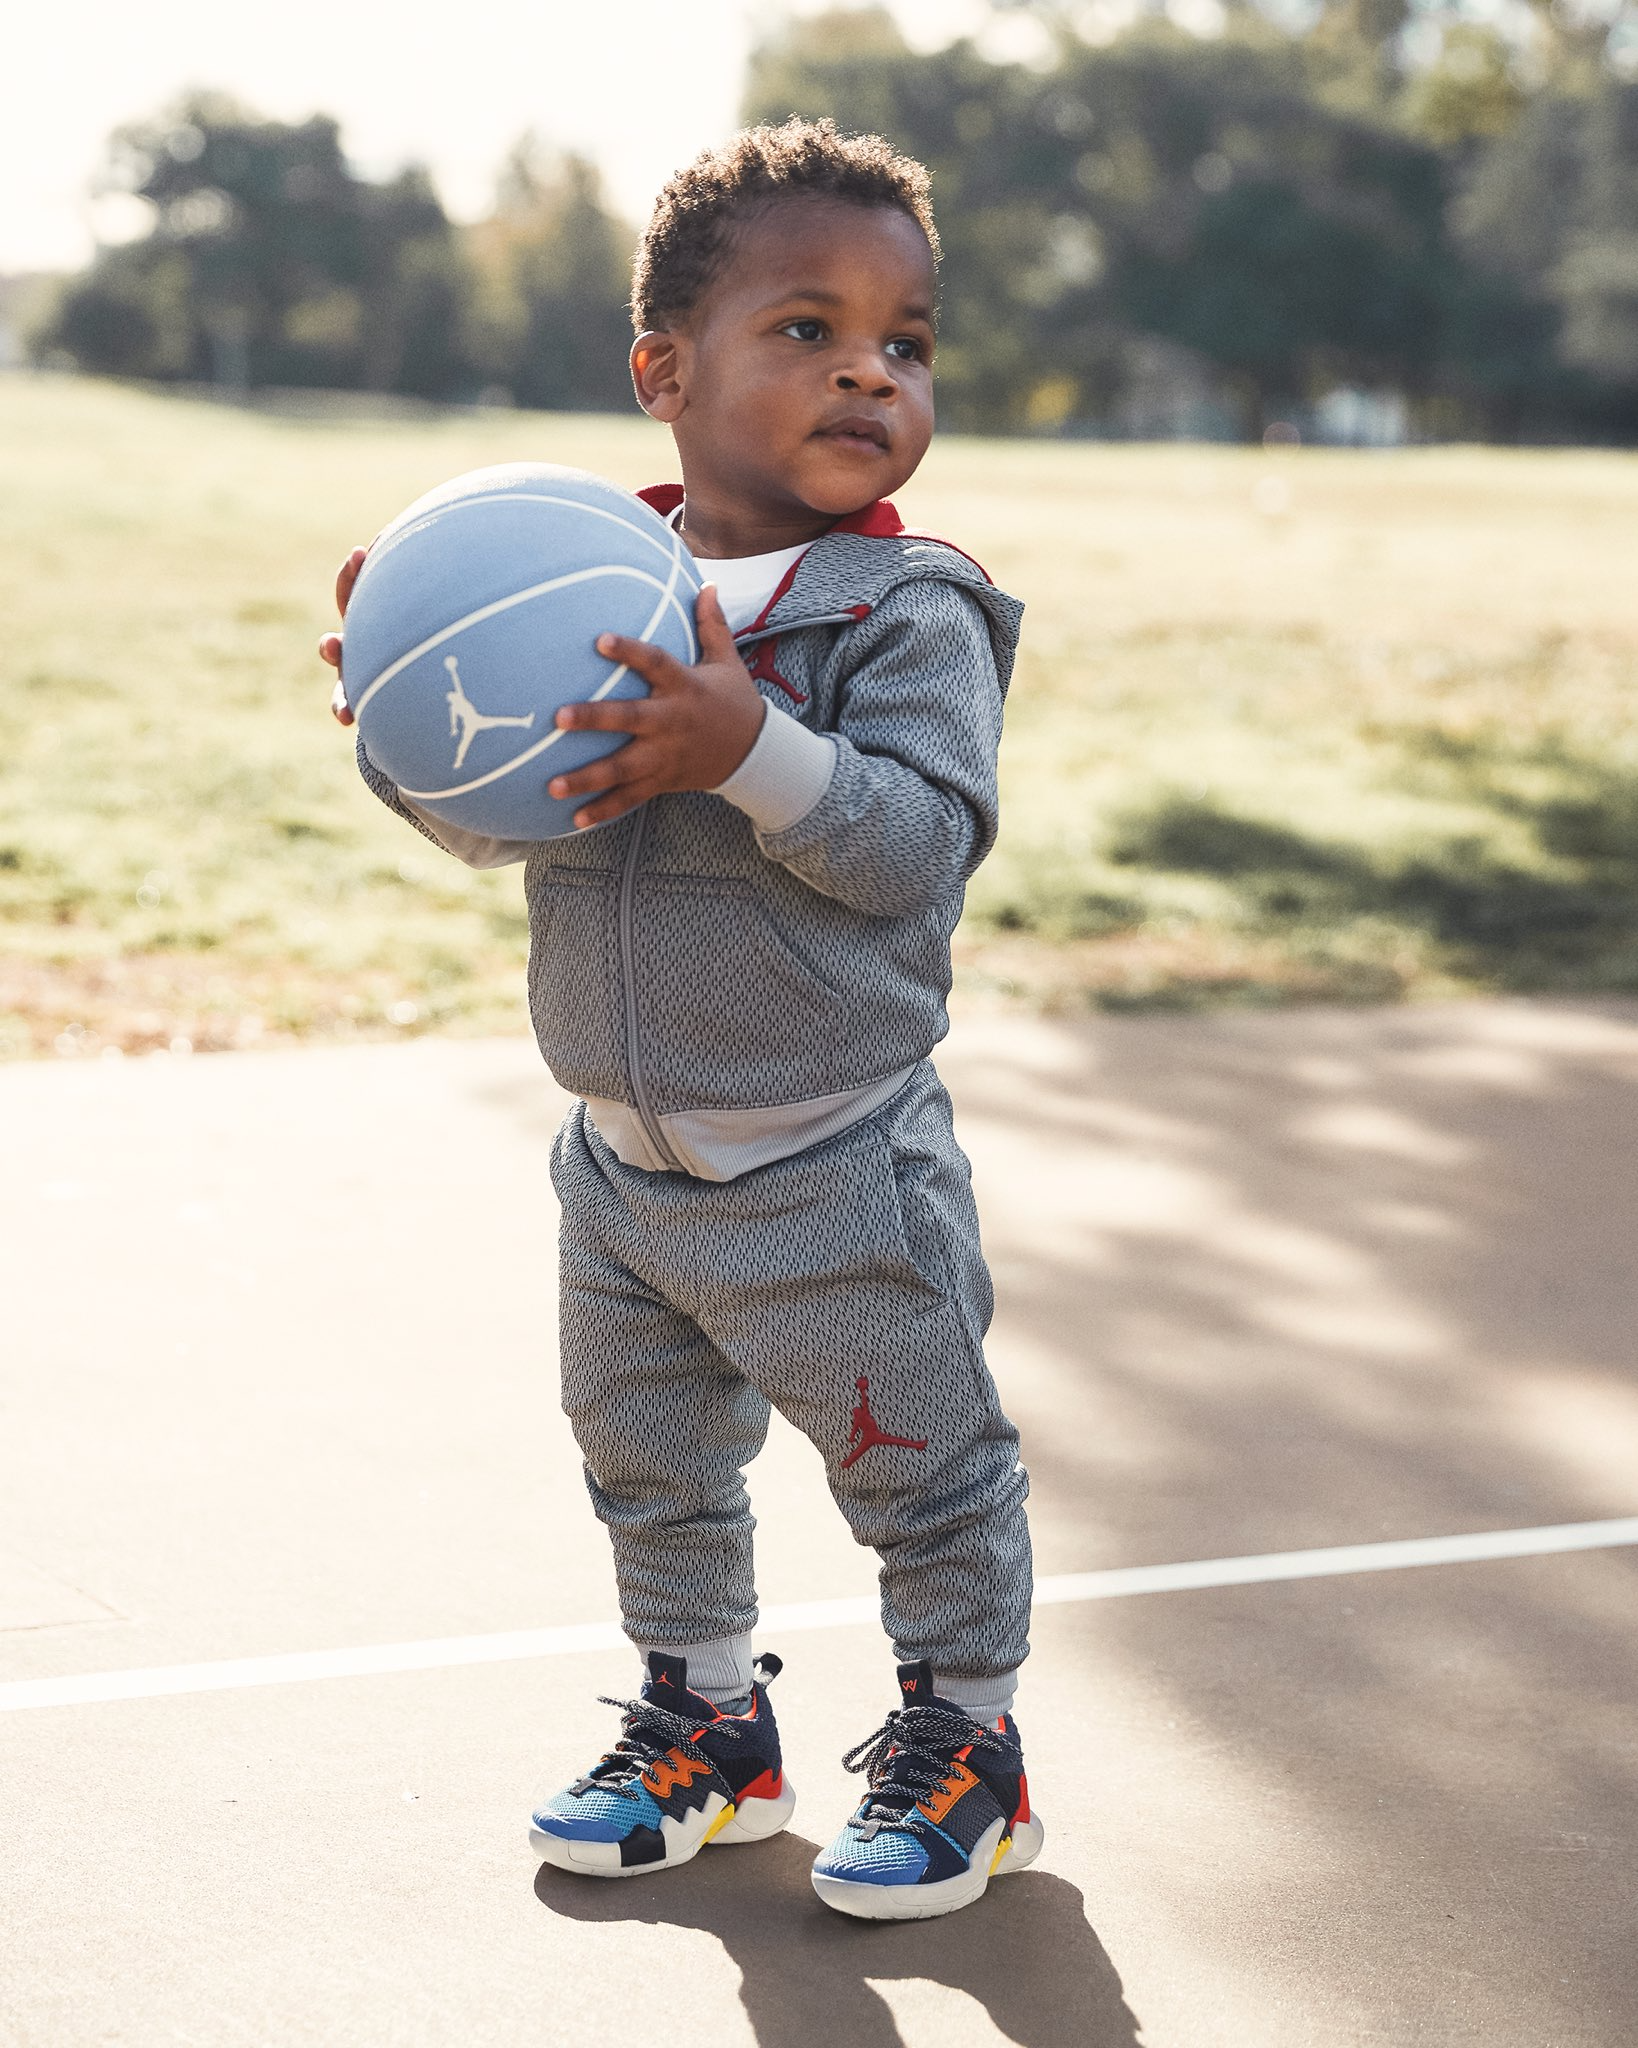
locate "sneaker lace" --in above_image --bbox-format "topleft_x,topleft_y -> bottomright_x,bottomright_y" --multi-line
839,1704 -> 1002,1836
573,1694 -> 745,1801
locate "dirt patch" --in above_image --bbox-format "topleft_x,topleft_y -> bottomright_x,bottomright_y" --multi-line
0,954 -> 510,1060
3,930 -> 1428,1065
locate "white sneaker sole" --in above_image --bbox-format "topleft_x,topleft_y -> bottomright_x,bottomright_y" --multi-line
530,1776 -> 796,1879
811,1811 -> 1044,1921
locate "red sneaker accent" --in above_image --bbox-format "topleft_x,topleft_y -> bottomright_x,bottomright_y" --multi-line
736,1767 -> 784,1803
1013,1773 -> 1032,1826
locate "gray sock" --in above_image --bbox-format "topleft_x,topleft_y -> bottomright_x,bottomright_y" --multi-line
931,1669 -> 1018,1725
635,1630 -> 754,1705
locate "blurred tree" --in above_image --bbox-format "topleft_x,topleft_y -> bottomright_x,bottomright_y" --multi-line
356,166 -> 473,397
746,2 -> 1638,441
748,11 -> 1451,435
743,2 -> 918,140
1401,23 -> 1528,149
1453,76 -> 1638,433
42,94 -> 474,398
1457,88 -> 1590,290
466,139 -> 636,409
747,9 -> 1097,431
50,243 -> 194,378
1057,31 -> 1452,434
1553,82 -> 1638,392
35,24 -> 1638,439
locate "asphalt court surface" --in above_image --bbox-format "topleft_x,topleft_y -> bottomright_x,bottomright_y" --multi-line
4,1000 -> 1638,2046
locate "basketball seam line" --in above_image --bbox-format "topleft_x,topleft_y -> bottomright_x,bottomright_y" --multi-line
361,490 -> 690,580
349,491 -> 697,720
351,560 -> 690,724
362,561 -> 696,802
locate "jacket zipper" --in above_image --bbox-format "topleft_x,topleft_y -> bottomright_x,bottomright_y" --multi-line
617,808 -> 683,1171
734,610 -> 870,707
611,605 -> 868,1173
734,610 -> 868,649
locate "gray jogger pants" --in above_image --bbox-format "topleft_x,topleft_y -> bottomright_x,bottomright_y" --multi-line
550,1061 -> 1033,1678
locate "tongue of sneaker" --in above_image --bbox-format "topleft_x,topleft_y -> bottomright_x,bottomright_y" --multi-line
895,1659 -> 941,1707
893,1660 -> 1000,1726
643,1651 -> 720,1719
855,1660 -> 960,1826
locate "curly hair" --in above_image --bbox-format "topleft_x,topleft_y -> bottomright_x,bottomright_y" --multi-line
631,117 -> 939,332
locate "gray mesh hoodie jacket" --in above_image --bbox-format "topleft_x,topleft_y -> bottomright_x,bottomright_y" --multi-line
357,490 -> 1024,1179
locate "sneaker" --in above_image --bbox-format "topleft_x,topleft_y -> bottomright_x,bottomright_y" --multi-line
529,1650 -> 795,1877
810,1661 -> 1044,1920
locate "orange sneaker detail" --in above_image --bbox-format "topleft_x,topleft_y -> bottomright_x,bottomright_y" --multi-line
916,1758 -> 979,1826
641,1748 -> 714,1801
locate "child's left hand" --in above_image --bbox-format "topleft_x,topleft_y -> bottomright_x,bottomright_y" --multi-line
317,546 -> 369,726
549,586 -> 765,829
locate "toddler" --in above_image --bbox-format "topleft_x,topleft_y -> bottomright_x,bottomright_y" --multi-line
322,118 -> 1038,1921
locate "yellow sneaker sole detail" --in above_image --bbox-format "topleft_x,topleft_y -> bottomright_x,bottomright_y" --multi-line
701,1802 -> 738,1845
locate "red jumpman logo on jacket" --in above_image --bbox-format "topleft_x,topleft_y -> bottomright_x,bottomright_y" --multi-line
840,1376 -> 929,1470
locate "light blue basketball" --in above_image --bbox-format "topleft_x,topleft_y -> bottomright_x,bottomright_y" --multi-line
341,462 -> 701,841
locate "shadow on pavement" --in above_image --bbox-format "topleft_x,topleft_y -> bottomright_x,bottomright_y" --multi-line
533,1833 -> 1141,2048
495,999 -> 1638,2036
954,998 -> 1638,2038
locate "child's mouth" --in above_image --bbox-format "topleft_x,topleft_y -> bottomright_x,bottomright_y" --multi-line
817,415 -> 890,454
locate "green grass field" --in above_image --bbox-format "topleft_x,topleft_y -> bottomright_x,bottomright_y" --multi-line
3,373 -> 1636,1059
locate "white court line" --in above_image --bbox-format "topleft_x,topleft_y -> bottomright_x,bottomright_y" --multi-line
4,1516 -> 1636,1717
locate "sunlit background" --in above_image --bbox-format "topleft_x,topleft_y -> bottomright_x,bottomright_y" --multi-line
4,0 -> 1638,1059
5,0 -> 996,272
8,0 -> 1638,432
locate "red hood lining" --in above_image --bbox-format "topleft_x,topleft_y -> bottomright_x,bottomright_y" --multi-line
634,485 -> 989,580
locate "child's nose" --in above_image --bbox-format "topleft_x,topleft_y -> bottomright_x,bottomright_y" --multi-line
834,357 -> 898,399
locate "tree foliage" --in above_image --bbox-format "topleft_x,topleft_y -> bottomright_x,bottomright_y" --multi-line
46,96 -> 472,395
41,96 -> 634,409
466,140 -> 636,410
745,5 -> 1638,440
35,16 -> 1638,441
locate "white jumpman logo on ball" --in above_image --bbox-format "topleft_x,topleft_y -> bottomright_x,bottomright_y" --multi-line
445,654 -> 535,769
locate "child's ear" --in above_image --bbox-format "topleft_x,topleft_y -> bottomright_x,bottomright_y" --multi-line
631,330 -> 685,423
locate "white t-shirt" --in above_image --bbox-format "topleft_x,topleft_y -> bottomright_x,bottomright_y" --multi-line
703,542 -> 810,634
662,503 -> 836,835
665,505 -> 808,634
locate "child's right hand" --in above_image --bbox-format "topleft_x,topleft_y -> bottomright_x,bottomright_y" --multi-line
317,546 -> 368,726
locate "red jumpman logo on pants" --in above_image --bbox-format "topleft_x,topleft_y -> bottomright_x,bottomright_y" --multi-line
840,1376 -> 929,1469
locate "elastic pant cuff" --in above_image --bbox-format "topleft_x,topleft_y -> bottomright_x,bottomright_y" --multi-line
932,1669 -> 1019,1725
634,1631 -> 755,1705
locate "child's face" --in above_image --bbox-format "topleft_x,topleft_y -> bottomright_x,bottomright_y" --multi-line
643,198 -> 937,532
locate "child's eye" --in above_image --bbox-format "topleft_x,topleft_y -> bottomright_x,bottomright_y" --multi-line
886,337 -> 926,362
781,319 -> 825,343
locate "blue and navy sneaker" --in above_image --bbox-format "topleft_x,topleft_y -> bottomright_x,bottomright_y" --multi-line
811,1661 -> 1044,1920
529,1650 -> 794,1877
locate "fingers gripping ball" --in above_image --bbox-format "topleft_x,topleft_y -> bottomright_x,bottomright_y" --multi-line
340,464 -> 702,841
